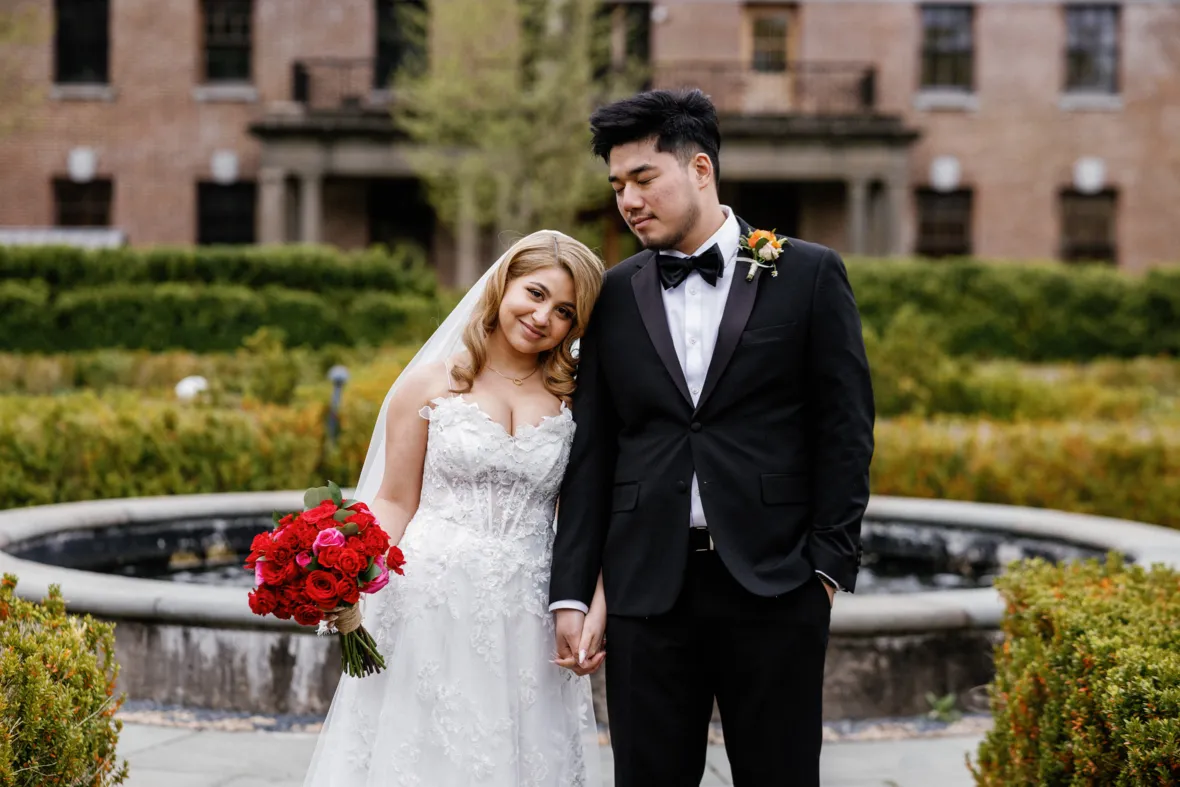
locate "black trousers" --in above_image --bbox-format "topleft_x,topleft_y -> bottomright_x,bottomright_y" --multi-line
605,549 -> 832,787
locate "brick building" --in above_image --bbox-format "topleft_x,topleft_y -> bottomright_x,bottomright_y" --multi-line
1,0 -> 1177,283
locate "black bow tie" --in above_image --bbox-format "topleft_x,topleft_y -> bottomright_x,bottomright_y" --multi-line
656,244 -> 725,290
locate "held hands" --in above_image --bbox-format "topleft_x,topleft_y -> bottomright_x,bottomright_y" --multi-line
553,609 -> 606,676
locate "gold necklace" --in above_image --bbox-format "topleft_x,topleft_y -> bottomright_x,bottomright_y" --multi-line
487,364 -> 540,386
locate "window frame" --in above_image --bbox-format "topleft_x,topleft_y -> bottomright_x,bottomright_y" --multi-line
915,188 -> 973,258
53,178 -> 114,227
201,0 -> 254,84
54,0 -> 110,85
1059,188 -> 1118,264
919,4 -> 975,92
196,181 -> 258,246
1064,4 -> 1120,95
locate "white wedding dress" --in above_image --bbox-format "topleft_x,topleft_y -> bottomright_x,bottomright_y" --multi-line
303,394 -> 599,787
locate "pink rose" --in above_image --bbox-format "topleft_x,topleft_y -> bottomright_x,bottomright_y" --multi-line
255,562 -> 265,587
312,528 -> 346,555
295,551 -> 313,569
361,556 -> 390,594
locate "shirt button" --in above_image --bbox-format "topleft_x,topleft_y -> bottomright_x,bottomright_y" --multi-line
689,288 -> 697,295
689,337 -> 697,345
690,387 -> 700,396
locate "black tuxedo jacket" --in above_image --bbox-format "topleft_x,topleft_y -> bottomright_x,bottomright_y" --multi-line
550,222 -> 875,617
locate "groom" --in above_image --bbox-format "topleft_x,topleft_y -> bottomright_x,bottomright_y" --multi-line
550,89 -> 875,786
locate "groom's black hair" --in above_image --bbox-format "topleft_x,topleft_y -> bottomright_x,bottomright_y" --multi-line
589,89 -> 722,185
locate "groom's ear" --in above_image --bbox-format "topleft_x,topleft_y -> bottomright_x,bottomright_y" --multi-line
692,152 -> 716,191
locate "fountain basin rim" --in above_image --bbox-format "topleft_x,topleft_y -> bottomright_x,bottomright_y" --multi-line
2,492 -> 1179,636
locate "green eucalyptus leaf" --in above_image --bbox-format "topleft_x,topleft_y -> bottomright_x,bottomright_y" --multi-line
328,480 -> 344,506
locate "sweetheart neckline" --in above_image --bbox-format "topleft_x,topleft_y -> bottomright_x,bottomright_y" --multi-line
429,395 -> 571,440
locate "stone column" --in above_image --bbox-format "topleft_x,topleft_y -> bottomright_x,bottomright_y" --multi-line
299,172 -> 323,244
258,167 -> 286,244
455,179 -> 480,288
846,176 -> 869,256
884,177 -> 909,256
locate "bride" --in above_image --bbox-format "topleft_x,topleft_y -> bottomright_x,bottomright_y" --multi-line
303,231 -> 607,786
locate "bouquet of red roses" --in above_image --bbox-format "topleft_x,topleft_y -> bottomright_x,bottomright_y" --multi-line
245,481 -> 406,677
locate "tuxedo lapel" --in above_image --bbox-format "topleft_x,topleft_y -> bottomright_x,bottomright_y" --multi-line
695,217 -> 762,413
631,251 -> 693,406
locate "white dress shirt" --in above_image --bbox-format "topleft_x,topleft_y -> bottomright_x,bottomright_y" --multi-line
551,207 -> 838,615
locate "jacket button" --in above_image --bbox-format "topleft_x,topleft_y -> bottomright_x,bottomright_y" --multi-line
690,422 -> 702,432
676,480 -> 687,493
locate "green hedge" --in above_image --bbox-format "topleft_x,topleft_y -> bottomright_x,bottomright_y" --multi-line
0,284 -> 446,352
847,258 -> 1180,360
0,244 -> 436,298
972,555 -> 1180,785
872,419 -> 1180,529
4,393 -> 1178,530
0,576 -> 128,786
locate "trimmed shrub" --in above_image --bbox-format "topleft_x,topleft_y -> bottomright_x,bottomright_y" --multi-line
846,258 -> 1180,360
0,283 -> 442,352
0,575 -> 128,786
871,419 -> 1180,529
3,390 -> 1179,531
971,555 -> 1180,785
0,281 -> 51,353
0,244 -> 435,298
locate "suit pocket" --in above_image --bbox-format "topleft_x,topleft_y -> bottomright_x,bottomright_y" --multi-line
739,322 -> 797,346
761,473 -> 809,505
612,482 -> 639,512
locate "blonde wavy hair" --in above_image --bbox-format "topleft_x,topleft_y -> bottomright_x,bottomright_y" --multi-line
452,230 -> 605,401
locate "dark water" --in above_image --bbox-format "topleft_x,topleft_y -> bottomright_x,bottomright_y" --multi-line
9,515 -> 1106,594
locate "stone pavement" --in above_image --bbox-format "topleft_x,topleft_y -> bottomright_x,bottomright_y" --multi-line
117,723 -> 984,786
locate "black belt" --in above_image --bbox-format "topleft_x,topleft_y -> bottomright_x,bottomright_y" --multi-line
689,527 -> 714,552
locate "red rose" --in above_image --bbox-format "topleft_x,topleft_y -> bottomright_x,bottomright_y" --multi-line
345,536 -> 365,554
335,549 -> 367,577
361,526 -> 391,558
293,604 -> 324,626
317,546 -> 343,570
345,510 -> 375,533
244,549 -> 263,570
281,585 -> 306,608
305,570 -> 340,609
387,546 -> 407,576
248,587 -> 278,616
260,559 -> 291,586
335,578 -> 360,606
303,500 -> 339,524
272,601 -> 292,620
250,532 -> 273,552
292,522 -> 318,550
279,513 -> 296,526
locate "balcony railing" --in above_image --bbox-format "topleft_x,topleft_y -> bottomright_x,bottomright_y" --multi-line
292,58 -> 388,112
651,61 -> 876,116
290,57 -> 876,117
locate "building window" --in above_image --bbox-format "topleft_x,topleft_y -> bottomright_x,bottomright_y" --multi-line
54,178 -> 113,226
1060,190 -> 1117,263
750,8 -> 791,74
920,5 -> 973,91
375,0 -> 426,89
916,189 -> 972,257
197,182 -> 256,245
55,0 -> 110,84
1065,6 -> 1119,94
202,0 -> 253,83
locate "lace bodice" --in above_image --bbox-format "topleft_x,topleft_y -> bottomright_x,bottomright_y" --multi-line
303,393 -> 598,787
414,395 -> 574,540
